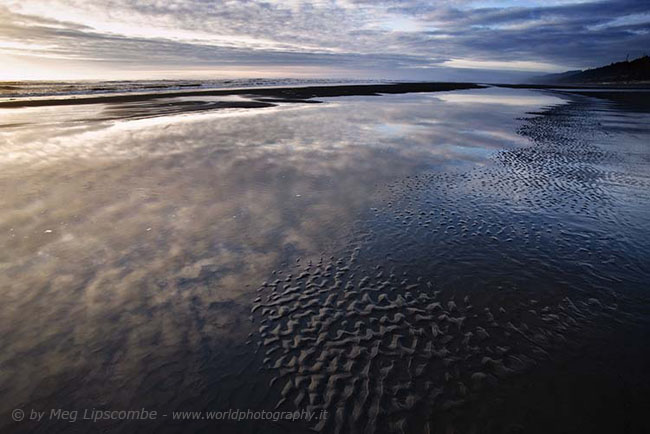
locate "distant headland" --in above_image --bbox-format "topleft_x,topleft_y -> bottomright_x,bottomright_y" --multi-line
531,55 -> 650,85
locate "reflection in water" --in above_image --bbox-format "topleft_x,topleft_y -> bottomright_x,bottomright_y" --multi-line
1,88 -> 648,433
251,94 -> 650,434
435,88 -> 562,107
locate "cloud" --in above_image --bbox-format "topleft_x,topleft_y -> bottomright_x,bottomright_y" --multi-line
0,0 -> 649,80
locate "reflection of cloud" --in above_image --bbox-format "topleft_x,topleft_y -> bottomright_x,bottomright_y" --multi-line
436,92 -> 562,106
0,88 -> 564,418
1,1 -> 649,79
0,88 -> 564,166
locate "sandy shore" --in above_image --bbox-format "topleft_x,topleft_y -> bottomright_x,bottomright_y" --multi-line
0,82 -> 483,108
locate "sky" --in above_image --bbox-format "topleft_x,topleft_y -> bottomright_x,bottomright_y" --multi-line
0,0 -> 649,81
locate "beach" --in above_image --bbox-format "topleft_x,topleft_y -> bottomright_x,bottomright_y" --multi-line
1,83 -> 649,433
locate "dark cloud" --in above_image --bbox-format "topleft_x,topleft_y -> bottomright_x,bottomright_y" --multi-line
1,0 -> 649,79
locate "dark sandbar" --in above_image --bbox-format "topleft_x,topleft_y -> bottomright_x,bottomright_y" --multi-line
0,82 -> 483,108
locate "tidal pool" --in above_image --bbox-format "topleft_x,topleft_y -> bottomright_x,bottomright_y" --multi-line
1,87 -> 648,433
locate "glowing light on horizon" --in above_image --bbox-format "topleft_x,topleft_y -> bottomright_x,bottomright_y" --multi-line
442,58 -> 572,72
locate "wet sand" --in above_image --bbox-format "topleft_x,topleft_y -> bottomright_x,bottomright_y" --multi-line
1,86 -> 649,434
0,82 -> 482,108
248,92 -> 650,434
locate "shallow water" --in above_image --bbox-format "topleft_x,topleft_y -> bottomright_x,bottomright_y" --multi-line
1,87 -> 649,433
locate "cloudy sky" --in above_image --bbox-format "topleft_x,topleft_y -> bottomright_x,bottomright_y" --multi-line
1,0 -> 649,81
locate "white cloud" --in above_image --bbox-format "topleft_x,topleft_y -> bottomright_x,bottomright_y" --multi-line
443,58 -> 571,72
0,0 -> 648,80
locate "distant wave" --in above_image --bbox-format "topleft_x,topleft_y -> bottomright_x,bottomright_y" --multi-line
0,78 -> 388,99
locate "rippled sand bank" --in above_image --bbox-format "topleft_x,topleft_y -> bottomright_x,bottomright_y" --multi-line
251,93 -> 650,433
